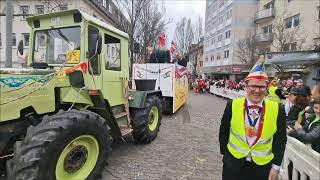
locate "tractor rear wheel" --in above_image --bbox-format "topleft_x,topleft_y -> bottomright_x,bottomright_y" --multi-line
130,95 -> 162,143
7,110 -> 111,180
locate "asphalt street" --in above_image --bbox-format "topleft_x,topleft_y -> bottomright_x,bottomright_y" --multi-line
102,92 -> 227,180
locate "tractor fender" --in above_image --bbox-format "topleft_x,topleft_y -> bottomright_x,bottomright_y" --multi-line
128,90 -> 162,109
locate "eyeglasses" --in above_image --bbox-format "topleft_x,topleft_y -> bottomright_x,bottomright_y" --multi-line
246,85 -> 267,91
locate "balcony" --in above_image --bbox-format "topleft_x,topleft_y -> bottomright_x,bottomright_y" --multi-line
255,33 -> 273,44
254,8 -> 275,24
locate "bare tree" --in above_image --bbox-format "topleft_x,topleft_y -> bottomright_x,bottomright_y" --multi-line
134,0 -> 169,63
42,0 -> 67,12
193,16 -> 203,43
235,32 -> 257,68
115,0 -> 168,64
272,11 -> 307,52
174,17 -> 194,55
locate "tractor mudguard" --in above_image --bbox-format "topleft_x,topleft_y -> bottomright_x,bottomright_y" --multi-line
128,90 -> 162,109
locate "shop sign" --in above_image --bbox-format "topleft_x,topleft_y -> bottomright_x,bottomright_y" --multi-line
233,67 -> 241,73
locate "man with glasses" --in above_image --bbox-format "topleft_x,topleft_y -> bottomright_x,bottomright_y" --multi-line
219,56 -> 287,180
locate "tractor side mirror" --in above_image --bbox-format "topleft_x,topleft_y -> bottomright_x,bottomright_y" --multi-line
18,40 -> 24,55
96,34 -> 102,55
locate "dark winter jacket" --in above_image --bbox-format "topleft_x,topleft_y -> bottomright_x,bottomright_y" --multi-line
288,114 -> 320,153
286,104 -> 306,127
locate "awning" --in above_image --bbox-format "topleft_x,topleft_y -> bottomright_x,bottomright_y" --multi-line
265,51 -> 320,65
201,64 -> 250,74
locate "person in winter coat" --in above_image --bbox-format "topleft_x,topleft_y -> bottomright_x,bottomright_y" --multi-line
305,84 -> 320,118
288,97 -> 320,153
286,87 -> 309,127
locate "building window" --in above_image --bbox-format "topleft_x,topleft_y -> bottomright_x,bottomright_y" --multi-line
20,6 -> 29,19
217,54 -> 221,60
224,50 -> 229,58
35,5 -> 44,14
109,4 -> 112,14
218,34 -> 222,42
286,14 -> 300,28
205,57 -> 208,62
288,0 -> 293,2
22,33 -> 30,46
102,0 -> 107,8
263,25 -> 272,33
219,16 -> 223,24
318,8 -> 320,20
0,33 -> 2,46
60,4 -> 68,11
105,34 -> 121,71
12,33 -> 16,46
283,42 -> 297,51
225,30 -> 231,38
200,61 -> 203,67
226,9 -> 232,19
264,1 -> 273,9
210,56 -> 213,61
39,34 -> 46,47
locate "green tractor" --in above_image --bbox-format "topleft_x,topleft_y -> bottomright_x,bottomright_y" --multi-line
0,10 -> 162,180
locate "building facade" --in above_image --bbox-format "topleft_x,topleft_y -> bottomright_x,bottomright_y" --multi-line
186,40 -> 204,79
255,0 -> 320,53
0,0 -> 129,68
203,0 -> 258,81
257,0 -> 320,86
204,0 -> 320,82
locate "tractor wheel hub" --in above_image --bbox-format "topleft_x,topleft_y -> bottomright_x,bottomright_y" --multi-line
64,145 -> 88,173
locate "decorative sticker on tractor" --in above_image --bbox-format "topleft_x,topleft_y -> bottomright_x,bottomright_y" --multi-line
66,50 -> 80,64
0,76 -> 52,88
56,71 -> 67,81
173,64 -> 189,112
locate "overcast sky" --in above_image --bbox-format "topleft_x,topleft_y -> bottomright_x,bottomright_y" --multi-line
163,0 -> 206,42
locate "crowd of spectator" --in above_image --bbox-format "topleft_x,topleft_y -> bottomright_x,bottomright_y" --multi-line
206,76 -> 320,154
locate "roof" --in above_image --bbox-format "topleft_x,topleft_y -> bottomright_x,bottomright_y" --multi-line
26,9 -> 128,39
265,51 -> 320,65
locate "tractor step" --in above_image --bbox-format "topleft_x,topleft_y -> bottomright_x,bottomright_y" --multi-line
120,127 -> 133,136
114,112 -> 128,119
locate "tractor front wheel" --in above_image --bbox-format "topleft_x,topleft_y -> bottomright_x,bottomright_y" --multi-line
130,95 -> 162,143
7,110 -> 111,180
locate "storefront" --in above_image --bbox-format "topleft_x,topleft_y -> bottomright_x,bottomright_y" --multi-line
201,65 -> 249,81
265,51 -> 320,86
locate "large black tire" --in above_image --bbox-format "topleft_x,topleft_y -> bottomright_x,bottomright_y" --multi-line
130,96 -> 162,143
7,110 -> 111,180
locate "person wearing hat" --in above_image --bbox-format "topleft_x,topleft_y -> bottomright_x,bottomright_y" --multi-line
219,56 -> 287,180
286,87 -> 309,127
267,77 -> 286,103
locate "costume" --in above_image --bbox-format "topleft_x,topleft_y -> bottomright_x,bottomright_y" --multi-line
268,86 -> 281,103
219,56 -> 287,180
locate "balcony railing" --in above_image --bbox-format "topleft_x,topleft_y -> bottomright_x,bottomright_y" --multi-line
255,33 -> 273,43
255,8 -> 275,23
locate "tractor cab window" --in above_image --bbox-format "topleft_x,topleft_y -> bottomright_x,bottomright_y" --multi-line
104,34 -> 121,71
33,26 -> 81,64
88,25 -> 101,75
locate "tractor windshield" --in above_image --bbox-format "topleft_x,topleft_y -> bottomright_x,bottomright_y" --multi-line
33,26 -> 81,64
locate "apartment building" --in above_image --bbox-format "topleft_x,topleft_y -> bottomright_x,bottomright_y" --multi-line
186,40 -> 204,78
256,0 -> 320,86
255,0 -> 320,53
0,0 -> 129,67
203,0 -> 258,81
